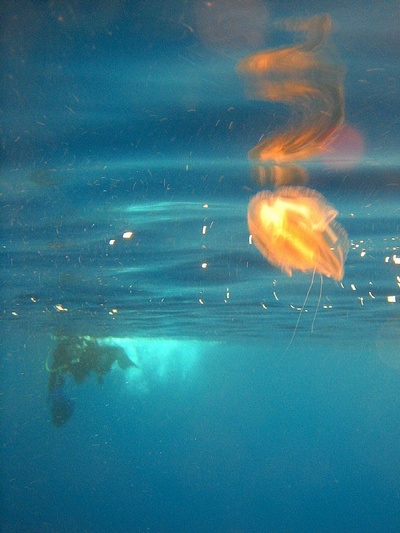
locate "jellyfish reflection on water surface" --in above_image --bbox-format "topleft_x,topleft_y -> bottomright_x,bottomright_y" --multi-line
236,14 -> 345,187
248,187 -> 349,281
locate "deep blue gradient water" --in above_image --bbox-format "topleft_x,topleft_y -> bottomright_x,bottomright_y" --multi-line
1,1 -> 400,532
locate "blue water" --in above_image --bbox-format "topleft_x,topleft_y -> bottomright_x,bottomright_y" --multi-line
1,1 -> 400,532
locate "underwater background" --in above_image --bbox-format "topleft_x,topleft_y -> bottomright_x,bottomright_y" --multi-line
1,0 -> 400,531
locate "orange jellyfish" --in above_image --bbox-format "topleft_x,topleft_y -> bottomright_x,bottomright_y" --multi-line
248,187 -> 349,280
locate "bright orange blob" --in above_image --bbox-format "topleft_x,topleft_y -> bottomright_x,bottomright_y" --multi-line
248,187 -> 349,280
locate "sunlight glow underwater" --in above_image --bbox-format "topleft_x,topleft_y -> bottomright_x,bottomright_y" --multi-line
100,337 -> 203,394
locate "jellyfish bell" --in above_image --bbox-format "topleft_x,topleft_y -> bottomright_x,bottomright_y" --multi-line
248,186 -> 349,281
